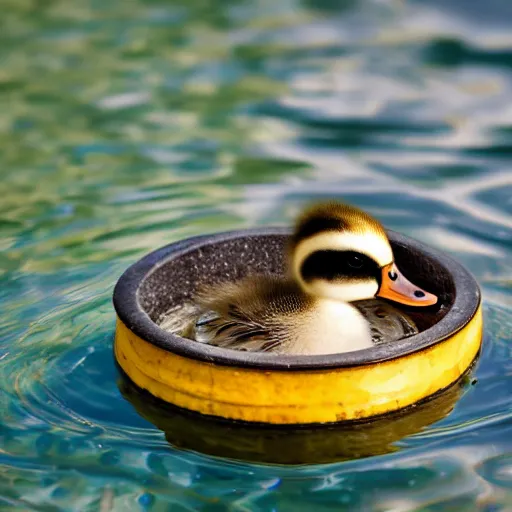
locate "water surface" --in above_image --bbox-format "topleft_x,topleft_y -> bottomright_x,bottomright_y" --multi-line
1,0 -> 511,510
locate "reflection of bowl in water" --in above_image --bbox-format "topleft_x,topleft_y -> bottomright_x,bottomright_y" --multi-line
117,367 -> 473,465
113,228 -> 482,425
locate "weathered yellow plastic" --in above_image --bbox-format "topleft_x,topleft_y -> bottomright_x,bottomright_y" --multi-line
114,305 -> 482,425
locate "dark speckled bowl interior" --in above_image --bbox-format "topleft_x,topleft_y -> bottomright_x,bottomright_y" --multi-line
113,227 -> 480,370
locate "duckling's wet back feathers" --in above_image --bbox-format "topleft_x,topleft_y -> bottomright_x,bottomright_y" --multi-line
187,276 -> 313,352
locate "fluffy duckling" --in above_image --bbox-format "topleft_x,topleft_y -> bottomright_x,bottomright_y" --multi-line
176,202 -> 437,355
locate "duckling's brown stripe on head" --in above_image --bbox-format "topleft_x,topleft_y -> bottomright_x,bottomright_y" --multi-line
290,202 -> 387,247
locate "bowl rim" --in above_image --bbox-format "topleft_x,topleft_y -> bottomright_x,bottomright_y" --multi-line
113,227 -> 481,371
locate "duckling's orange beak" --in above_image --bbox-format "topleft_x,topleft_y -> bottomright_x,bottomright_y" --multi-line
377,263 -> 438,306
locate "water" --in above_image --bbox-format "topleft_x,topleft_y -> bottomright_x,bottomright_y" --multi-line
1,0 -> 511,509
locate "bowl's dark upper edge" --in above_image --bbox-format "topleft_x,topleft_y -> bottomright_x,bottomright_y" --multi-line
112,227 -> 481,371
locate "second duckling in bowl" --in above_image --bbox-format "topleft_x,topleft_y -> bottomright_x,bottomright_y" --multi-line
161,202 -> 437,355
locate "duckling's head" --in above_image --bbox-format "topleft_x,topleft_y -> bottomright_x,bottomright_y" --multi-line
289,201 -> 437,306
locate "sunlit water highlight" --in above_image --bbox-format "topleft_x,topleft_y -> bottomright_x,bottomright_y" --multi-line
1,0 -> 511,510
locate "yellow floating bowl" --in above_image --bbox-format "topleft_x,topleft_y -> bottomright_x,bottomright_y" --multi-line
113,228 -> 482,426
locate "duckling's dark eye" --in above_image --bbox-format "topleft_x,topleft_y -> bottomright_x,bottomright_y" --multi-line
348,254 -> 364,268
388,270 -> 398,281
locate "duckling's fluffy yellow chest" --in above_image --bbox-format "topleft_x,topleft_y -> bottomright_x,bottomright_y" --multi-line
283,299 -> 373,355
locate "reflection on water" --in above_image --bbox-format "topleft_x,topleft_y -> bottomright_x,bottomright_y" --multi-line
1,0 -> 511,509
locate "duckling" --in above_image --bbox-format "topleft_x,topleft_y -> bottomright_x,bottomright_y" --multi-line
173,202 -> 437,355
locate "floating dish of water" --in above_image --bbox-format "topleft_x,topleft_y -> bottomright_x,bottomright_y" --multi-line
113,227 -> 482,427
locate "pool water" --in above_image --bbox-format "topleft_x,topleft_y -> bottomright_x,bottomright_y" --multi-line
1,0 -> 511,510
